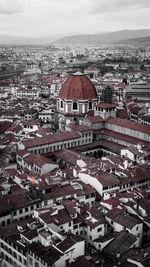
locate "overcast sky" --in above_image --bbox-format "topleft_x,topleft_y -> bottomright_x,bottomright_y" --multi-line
0,0 -> 150,36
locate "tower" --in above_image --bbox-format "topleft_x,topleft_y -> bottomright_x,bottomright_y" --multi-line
102,84 -> 114,104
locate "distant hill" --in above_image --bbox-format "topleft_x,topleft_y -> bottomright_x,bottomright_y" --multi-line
115,36 -> 150,46
0,34 -> 66,46
53,29 -> 150,46
1,29 -> 150,46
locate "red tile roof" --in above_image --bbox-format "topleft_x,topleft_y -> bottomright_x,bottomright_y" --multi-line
28,242 -> 61,265
6,124 -> 22,134
24,154 -> 56,167
87,116 -> 104,123
40,208 -> 72,225
106,116 -> 150,134
115,82 -> 126,88
57,235 -> 83,252
84,213 -> 104,228
68,256 -> 95,267
101,139 -> 126,153
6,192 -> 30,209
96,103 -> 118,109
16,150 -> 30,157
116,109 -> 129,119
105,207 -> 125,220
96,128 -> 150,146
63,200 -> 77,215
59,74 -> 97,100
67,123 -> 92,132
22,131 -> 80,148
139,198 -> 150,212
44,184 -> 76,201
115,214 -> 141,229
101,198 -> 121,207
55,149 -> 81,165
0,196 -> 12,214
97,173 -> 119,186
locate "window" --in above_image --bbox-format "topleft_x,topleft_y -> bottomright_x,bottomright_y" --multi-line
17,157 -> 22,162
19,255 -> 22,263
89,101 -> 92,110
25,207 -> 28,212
73,225 -> 78,230
97,227 -> 102,232
73,102 -> 78,110
13,252 -> 17,258
60,101 -> 63,108
103,186 -> 108,190
19,209 -> 23,214
69,222 -> 71,227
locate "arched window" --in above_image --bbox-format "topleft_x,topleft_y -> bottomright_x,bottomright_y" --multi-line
89,101 -> 92,110
60,100 -> 63,108
73,102 -> 78,110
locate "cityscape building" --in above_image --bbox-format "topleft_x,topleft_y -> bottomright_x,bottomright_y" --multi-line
1,43 -> 150,266
55,72 -> 98,129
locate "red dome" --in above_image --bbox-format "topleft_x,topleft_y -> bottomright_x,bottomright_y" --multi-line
59,74 -> 97,100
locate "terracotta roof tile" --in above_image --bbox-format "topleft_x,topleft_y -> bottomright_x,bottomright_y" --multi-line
106,116 -> 150,134
57,235 -> 84,252
96,103 -> 118,109
87,116 -> 104,123
67,123 -> 92,132
22,131 -> 80,148
59,74 -> 97,100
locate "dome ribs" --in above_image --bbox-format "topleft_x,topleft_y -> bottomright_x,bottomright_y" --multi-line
59,75 -> 97,100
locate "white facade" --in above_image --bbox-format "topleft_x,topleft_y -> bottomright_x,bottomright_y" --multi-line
105,215 -> 143,247
16,153 -> 58,176
22,123 -> 39,135
78,171 -> 119,197
55,240 -> 85,267
38,108 -> 55,123
16,88 -> 39,99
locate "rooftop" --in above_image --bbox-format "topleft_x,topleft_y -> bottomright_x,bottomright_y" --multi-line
59,74 -> 97,100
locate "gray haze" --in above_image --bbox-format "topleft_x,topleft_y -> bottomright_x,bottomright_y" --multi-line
0,0 -> 150,37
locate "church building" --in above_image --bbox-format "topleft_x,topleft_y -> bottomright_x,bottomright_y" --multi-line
55,72 -> 98,129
